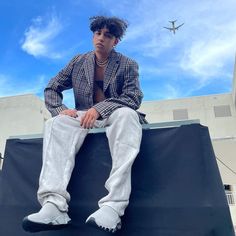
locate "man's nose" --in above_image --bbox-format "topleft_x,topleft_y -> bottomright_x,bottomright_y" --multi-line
98,34 -> 105,41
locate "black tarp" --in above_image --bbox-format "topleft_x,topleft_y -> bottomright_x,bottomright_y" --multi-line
0,124 -> 234,236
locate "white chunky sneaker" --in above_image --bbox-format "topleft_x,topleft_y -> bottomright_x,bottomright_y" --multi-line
85,206 -> 121,233
22,202 -> 71,232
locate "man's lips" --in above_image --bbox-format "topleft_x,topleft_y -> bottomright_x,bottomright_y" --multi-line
96,43 -> 104,47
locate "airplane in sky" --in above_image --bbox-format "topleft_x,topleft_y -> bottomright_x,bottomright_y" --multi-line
164,20 -> 184,34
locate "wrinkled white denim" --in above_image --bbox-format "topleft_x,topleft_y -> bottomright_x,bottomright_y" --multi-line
37,107 -> 142,216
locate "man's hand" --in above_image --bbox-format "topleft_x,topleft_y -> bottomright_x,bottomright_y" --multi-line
81,108 -> 100,129
60,109 -> 78,118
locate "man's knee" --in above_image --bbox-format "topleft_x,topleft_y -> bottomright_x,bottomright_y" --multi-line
112,107 -> 139,121
44,115 -> 71,129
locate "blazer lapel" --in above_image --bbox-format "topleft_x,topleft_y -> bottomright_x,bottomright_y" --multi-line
104,50 -> 120,91
84,51 -> 95,89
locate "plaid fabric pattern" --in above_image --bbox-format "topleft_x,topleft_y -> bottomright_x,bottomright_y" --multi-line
44,49 -> 146,122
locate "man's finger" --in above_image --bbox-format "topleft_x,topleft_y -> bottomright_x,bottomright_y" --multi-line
60,109 -> 78,118
81,114 -> 90,128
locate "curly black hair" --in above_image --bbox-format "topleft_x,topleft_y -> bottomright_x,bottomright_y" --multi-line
89,16 -> 128,40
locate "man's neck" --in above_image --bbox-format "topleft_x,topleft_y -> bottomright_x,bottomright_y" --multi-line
95,51 -> 110,62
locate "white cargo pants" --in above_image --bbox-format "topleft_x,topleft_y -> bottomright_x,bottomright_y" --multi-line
37,107 -> 142,216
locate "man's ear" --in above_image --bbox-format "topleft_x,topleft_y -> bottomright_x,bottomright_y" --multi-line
114,38 -> 119,46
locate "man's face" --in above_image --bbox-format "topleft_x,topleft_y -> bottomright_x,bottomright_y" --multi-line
93,27 -> 118,55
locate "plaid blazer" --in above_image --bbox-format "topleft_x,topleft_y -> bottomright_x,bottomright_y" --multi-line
44,49 -> 146,123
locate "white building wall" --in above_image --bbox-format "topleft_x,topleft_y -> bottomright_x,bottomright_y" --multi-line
232,54 -> 236,107
0,94 -> 51,168
139,93 -> 236,139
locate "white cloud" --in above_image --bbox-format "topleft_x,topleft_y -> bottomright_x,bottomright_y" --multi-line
0,73 -> 76,108
99,0 -> 236,84
180,38 -> 235,78
144,83 -> 183,101
139,64 -> 162,79
176,0 -> 236,81
0,74 -> 47,98
21,12 -> 63,59
160,84 -> 182,100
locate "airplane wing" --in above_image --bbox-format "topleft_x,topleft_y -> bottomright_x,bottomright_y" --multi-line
163,27 -> 173,31
176,23 -> 184,29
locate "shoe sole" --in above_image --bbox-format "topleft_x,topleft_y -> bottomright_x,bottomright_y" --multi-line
22,217 -> 71,232
86,217 -> 121,233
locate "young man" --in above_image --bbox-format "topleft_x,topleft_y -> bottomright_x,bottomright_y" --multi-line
22,16 -> 145,233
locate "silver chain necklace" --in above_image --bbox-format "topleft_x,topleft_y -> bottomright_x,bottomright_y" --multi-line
95,58 -> 108,67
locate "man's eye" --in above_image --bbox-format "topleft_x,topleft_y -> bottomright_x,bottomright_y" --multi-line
105,34 -> 112,38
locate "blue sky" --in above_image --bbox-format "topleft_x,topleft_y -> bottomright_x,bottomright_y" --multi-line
0,0 -> 236,108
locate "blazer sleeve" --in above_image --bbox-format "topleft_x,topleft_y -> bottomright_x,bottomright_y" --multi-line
44,54 -> 81,116
93,59 -> 143,119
